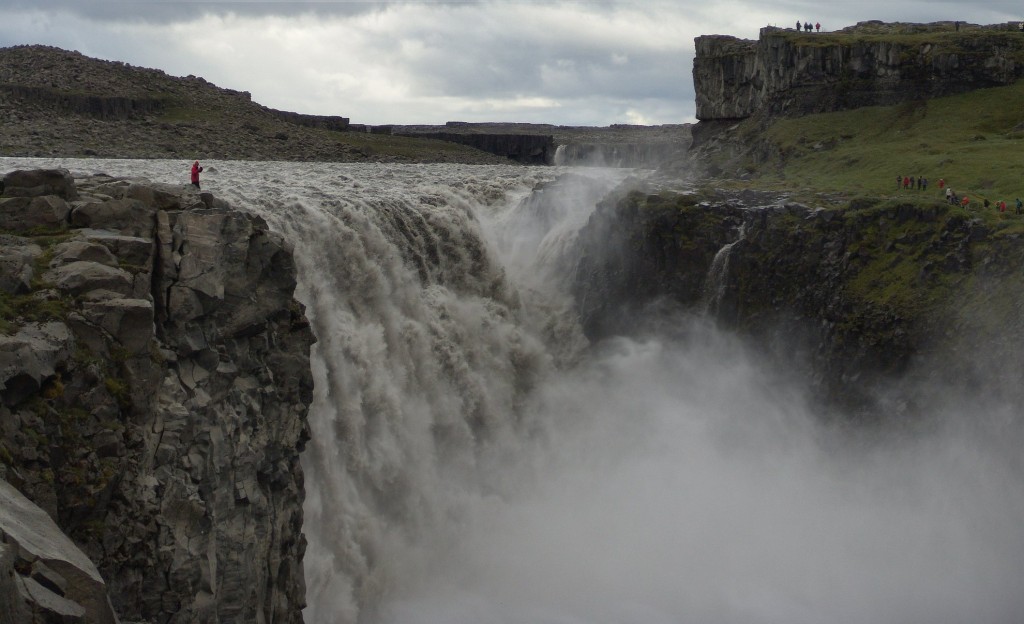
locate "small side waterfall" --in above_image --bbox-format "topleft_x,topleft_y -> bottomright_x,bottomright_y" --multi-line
552,144 -> 567,166
701,223 -> 745,317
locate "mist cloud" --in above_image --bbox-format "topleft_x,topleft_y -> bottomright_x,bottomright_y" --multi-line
376,320 -> 1024,624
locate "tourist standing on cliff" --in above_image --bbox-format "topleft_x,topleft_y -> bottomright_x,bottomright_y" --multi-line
191,160 -> 203,190
1016,198 -> 1022,215
815,22 -> 821,32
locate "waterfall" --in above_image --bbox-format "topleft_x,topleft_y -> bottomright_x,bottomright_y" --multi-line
4,157 -> 1024,624
702,223 -> 745,317
552,144 -> 567,166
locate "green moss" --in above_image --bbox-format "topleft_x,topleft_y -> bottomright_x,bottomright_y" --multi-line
0,291 -> 73,334
104,377 -> 131,408
839,203 -> 971,316
0,443 -> 13,465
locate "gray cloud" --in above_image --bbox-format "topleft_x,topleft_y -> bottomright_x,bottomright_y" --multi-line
2,0 -> 1020,126
3,0 -> 452,22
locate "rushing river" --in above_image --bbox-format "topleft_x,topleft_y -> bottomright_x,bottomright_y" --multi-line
4,157 -> 1024,624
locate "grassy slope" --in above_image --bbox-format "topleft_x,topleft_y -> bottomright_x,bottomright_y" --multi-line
754,80 -> 1024,205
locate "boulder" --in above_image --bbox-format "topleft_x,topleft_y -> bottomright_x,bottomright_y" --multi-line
0,236 -> 42,295
83,298 -> 155,355
0,322 -> 72,407
44,261 -> 133,297
49,239 -> 118,268
78,229 -> 155,267
0,196 -> 70,231
0,478 -> 119,624
0,169 -> 78,201
69,198 -> 156,237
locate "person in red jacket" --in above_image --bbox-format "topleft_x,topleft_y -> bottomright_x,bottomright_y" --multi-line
191,160 -> 203,190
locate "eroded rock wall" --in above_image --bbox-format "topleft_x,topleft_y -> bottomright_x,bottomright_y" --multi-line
0,169 -> 313,623
571,186 -> 1024,412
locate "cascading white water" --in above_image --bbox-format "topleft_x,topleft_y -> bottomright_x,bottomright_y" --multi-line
5,157 -> 1024,624
702,223 -> 745,316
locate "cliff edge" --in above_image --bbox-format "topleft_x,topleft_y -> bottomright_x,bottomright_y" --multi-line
0,169 -> 314,623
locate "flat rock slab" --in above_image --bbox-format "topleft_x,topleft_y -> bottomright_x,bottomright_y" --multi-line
0,478 -> 118,624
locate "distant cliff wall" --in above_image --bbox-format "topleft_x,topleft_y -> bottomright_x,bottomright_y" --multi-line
394,131 -> 555,164
0,84 -> 168,120
263,107 -> 350,132
694,22 -> 1024,121
0,170 -> 313,624
553,142 -> 687,168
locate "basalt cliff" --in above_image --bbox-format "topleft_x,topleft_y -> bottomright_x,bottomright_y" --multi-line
0,169 -> 314,623
693,20 -> 1024,123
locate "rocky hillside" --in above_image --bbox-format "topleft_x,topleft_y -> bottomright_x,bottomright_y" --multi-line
0,169 -> 314,622
693,21 -> 1024,122
0,45 -> 509,163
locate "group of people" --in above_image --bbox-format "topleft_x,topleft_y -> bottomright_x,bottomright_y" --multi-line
797,21 -> 821,32
894,174 -> 1023,213
933,179 -> 1024,214
898,175 -> 929,191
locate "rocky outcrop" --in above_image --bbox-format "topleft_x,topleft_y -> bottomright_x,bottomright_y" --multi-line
572,186 -> 1024,411
694,22 -> 1024,121
0,85 -> 167,121
0,169 -> 314,623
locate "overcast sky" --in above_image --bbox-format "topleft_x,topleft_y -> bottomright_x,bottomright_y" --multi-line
1,1 -> 1021,126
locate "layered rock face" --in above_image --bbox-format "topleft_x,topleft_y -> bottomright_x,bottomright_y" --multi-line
694,22 -> 1024,120
0,169 -> 313,623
